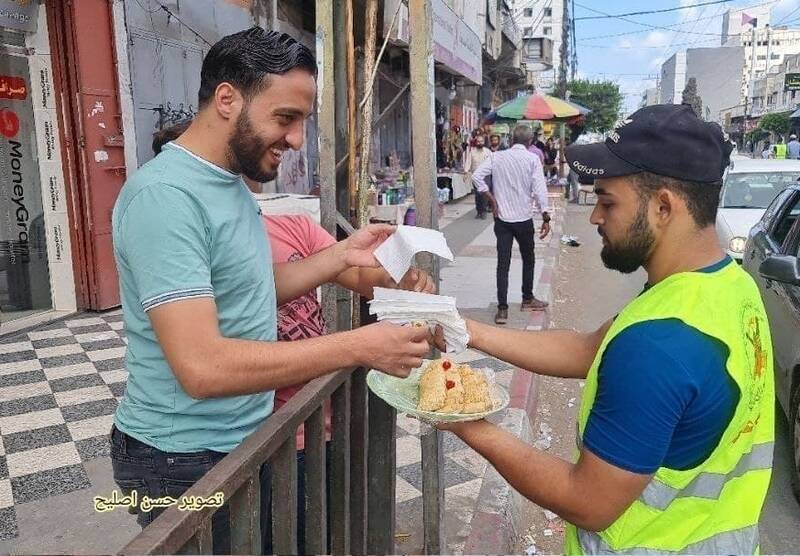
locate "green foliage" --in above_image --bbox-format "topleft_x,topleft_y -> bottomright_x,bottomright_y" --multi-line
566,80 -> 623,133
758,112 -> 792,136
746,128 -> 769,144
681,77 -> 703,118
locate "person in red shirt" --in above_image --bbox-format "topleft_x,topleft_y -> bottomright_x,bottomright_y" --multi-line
153,122 -> 434,552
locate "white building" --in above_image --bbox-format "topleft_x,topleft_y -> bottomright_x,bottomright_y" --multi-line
640,87 -> 660,107
721,6 -> 800,103
722,5 -> 772,46
659,46 -> 744,124
511,0 -> 564,92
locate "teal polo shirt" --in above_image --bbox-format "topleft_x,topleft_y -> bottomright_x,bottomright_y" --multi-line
112,142 -> 276,453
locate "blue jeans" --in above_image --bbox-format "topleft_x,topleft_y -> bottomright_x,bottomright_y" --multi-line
110,425 -> 272,554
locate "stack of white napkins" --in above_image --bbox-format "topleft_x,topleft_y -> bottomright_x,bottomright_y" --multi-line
374,225 -> 454,283
369,287 -> 469,353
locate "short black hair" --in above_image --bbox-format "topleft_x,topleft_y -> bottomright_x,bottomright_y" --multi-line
198,27 -> 316,108
152,120 -> 192,155
632,172 -> 722,228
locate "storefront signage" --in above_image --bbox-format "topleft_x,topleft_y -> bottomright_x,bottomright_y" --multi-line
785,73 -> 800,91
0,0 -> 38,33
0,53 -> 50,310
0,75 -> 27,101
383,0 -> 482,85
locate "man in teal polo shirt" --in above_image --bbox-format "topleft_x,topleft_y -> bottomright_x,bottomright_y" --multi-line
110,28 -> 431,552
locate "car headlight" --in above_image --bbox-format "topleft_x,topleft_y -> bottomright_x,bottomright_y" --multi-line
729,236 -> 747,254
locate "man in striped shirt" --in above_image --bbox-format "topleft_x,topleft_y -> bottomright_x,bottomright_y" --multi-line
473,124 -> 551,324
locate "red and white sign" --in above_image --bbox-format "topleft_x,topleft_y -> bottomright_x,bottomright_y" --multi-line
0,75 -> 27,101
0,108 -> 20,138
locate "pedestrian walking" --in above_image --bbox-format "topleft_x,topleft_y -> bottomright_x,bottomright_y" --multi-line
464,133 -> 493,219
489,133 -> 503,152
527,139 -> 546,165
544,137 -> 558,179
436,104 -> 774,555
762,141 -> 772,159
472,124 -> 551,324
110,27 -> 431,553
774,136 -> 788,159
788,134 -> 800,159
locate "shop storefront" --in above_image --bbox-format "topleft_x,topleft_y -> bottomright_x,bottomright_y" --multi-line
381,0 -> 482,211
1,1 -> 76,326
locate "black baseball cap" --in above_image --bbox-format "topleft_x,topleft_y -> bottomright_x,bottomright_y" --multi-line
566,104 -> 733,184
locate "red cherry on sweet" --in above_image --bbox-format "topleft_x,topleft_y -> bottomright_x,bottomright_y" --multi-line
446,380 -> 455,390
442,360 -> 452,370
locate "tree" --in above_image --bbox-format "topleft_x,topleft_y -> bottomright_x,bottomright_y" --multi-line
566,80 -> 623,134
758,112 -> 792,137
681,77 -> 703,118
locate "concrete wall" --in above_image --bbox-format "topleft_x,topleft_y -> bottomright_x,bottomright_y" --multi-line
686,46 -> 744,123
722,5 -> 771,46
512,0 -> 563,91
660,52 -> 686,104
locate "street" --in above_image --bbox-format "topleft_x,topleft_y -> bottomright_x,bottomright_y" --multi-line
517,200 -> 800,554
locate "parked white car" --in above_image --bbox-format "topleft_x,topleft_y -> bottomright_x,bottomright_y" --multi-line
717,159 -> 800,261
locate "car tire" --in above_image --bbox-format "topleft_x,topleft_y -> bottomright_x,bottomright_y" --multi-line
791,383 -> 800,504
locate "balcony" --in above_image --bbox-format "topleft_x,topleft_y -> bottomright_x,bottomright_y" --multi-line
521,37 -> 553,71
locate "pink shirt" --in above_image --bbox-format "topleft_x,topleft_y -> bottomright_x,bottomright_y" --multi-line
266,214 -> 336,450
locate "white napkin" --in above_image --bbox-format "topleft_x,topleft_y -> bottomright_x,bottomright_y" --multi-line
374,225 -> 454,283
369,287 -> 470,353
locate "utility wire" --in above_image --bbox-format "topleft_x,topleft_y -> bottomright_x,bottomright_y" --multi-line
574,0 -> 732,21
576,2 -> 725,36
135,0 -> 213,47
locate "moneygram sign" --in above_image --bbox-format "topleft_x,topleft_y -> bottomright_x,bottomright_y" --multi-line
0,0 -> 38,33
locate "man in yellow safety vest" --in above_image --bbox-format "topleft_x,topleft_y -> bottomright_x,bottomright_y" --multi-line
437,104 -> 774,554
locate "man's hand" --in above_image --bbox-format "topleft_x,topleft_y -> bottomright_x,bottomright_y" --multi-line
351,321 -> 431,377
341,224 -> 395,268
539,221 -> 551,240
395,268 -> 436,293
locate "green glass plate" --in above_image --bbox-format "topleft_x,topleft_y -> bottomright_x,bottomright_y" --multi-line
366,361 -> 510,423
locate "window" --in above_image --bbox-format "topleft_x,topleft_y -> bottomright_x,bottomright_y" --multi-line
544,7 -> 552,17
771,54 -> 781,59
757,55 -> 767,60
769,193 -> 800,249
543,26 -> 551,35
524,26 -> 533,36
524,8 -> 533,17
526,39 -> 542,58
722,173 -> 798,210
762,190 -> 794,230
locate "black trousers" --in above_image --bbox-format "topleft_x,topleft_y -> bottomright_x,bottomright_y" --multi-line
494,218 -> 535,309
111,425 -> 274,554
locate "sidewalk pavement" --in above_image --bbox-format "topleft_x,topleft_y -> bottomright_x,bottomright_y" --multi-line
394,190 -> 565,554
0,191 -> 564,554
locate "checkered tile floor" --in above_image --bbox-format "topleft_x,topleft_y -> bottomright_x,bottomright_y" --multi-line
0,308 -> 519,549
392,352 -> 518,553
0,311 -> 126,540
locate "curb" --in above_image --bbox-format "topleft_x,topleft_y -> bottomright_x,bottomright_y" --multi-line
463,195 -> 565,554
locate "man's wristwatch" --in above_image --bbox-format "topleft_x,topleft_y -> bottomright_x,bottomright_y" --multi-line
542,212 -> 551,223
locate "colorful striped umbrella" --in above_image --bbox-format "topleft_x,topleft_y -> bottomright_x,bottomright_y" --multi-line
484,94 -> 590,122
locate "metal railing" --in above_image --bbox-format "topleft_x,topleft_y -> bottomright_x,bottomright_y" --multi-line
118,368 -> 397,555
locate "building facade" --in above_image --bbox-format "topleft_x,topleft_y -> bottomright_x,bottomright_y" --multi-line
511,0 -> 563,92
660,52 -> 687,105
1,1 -> 79,327
640,87 -> 659,108
659,47 -> 744,124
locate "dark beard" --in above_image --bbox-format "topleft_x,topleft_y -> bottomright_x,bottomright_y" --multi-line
600,202 -> 655,274
227,108 -> 277,183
